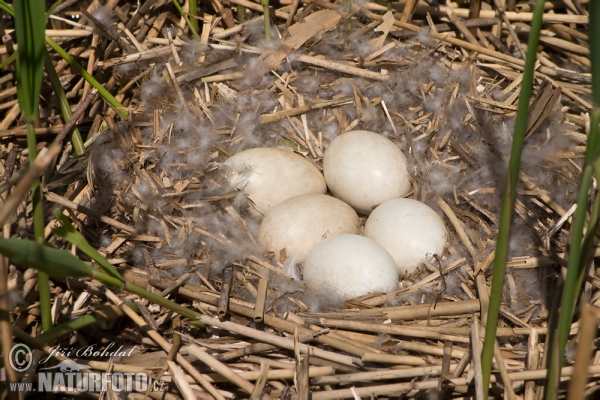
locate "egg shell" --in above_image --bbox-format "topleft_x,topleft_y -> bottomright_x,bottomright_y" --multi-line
303,234 -> 399,300
223,148 -> 326,217
258,194 -> 360,259
323,130 -> 411,214
364,198 -> 448,274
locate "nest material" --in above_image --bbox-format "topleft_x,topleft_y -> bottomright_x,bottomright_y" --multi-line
0,0 -> 595,398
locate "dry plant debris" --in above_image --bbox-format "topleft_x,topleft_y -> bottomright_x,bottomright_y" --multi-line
0,0 -> 597,398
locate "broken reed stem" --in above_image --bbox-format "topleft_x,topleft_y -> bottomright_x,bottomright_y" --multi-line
525,328 -> 540,400
259,98 -> 353,123
296,54 -> 389,80
254,276 -> 268,322
566,305 -> 599,400
471,316 -> 485,400
493,340 -> 518,400
217,342 -> 278,362
311,364 -> 454,385
156,365 -> 334,384
250,363 -> 270,398
52,89 -> 97,147
218,265 -> 234,318
437,197 -> 478,259
297,356 -> 310,400
187,344 -> 258,396
316,318 -> 470,343
362,352 -> 426,366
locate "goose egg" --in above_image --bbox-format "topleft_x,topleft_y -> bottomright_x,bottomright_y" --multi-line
323,130 -> 411,214
258,194 -> 360,259
364,198 -> 448,274
224,148 -> 326,217
303,234 -> 399,300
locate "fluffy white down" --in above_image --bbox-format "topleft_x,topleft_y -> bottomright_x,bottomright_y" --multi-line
364,198 -> 448,274
223,148 -> 326,217
303,234 -> 399,300
258,194 -> 360,259
323,130 -> 411,214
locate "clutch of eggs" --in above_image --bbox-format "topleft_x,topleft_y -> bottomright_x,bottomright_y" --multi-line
223,133 -> 447,299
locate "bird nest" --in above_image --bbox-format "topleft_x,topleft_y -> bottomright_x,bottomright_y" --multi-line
0,0 -> 595,398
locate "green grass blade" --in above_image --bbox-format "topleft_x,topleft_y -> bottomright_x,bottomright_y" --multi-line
44,36 -> 129,119
37,270 -> 52,332
0,1 -> 13,15
43,49 -> 85,155
35,313 -> 114,343
14,0 -> 52,335
588,0 -> 600,159
546,115 -> 600,400
52,211 -> 124,282
545,4 -> 600,398
480,0 -> 547,397
188,0 -> 199,35
0,237 -> 205,332
0,238 -> 94,278
172,0 -> 200,38
0,52 -> 17,69
80,268 -> 205,326
34,303 -> 138,344
123,281 -> 202,322
14,0 -> 46,121
45,0 -> 61,19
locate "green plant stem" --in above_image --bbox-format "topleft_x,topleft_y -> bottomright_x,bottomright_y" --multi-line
44,50 -> 85,155
480,0 -> 547,397
15,0 -> 52,337
261,0 -> 271,41
237,5 -> 246,22
545,1 -> 600,396
28,123 -> 51,337
172,0 -> 200,38
546,112 -> 600,399
0,2 -> 127,123
188,0 -> 199,34
44,36 -> 128,119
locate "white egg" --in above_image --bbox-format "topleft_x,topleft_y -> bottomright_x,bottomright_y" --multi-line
323,130 -> 411,214
364,198 -> 448,274
223,148 -> 326,217
303,234 -> 399,300
258,194 -> 360,259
